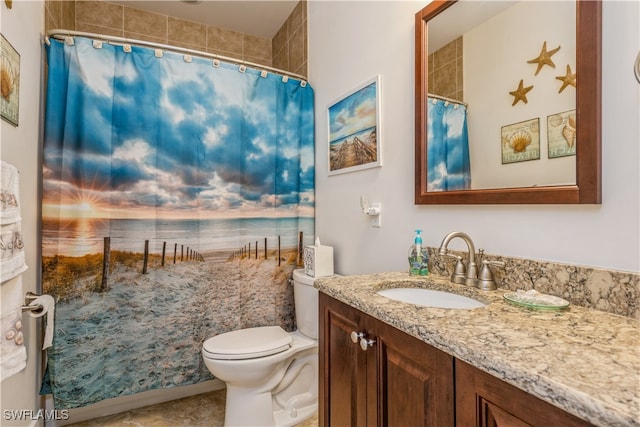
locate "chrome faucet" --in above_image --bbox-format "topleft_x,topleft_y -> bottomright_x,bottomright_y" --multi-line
438,232 -> 479,287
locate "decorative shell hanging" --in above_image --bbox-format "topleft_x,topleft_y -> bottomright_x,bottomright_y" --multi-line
507,131 -> 532,153
562,115 -> 576,148
1,56 -> 16,100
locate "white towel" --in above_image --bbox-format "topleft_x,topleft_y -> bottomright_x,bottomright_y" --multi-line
0,162 -> 28,381
0,221 -> 27,283
0,161 -> 26,284
0,276 -> 27,382
0,161 -> 21,226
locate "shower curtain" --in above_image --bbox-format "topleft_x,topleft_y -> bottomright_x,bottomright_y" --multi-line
41,36 -> 315,409
426,96 -> 471,191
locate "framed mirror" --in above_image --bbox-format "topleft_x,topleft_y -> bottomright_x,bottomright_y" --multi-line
415,0 -> 601,204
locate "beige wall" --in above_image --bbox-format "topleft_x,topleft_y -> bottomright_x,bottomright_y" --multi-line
44,0 -> 308,78
310,0 -> 639,275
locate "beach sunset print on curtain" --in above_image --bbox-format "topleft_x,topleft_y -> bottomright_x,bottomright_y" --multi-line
42,37 -> 315,408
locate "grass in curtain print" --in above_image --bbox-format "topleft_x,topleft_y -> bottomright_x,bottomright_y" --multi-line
44,245 -> 301,408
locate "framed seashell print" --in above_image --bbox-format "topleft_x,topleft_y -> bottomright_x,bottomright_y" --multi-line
547,110 -> 576,158
501,118 -> 540,164
1,33 -> 20,126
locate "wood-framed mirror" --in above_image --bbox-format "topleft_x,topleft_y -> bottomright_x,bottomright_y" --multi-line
415,0 -> 601,204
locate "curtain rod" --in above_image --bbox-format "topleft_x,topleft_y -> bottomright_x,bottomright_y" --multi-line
428,93 -> 468,108
45,29 -> 307,82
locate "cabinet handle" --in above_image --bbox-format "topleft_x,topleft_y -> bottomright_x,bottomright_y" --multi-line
350,331 -> 364,343
359,337 -> 376,351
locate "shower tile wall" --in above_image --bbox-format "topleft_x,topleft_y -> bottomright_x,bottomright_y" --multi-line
428,36 -> 463,101
44,0 -> 308,78
45,0 -> 75,34
272,0 -> 308,78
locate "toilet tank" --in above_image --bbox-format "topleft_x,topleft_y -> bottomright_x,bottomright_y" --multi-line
292,269 -> 319,340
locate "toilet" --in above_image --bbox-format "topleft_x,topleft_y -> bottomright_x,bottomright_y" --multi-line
202,269 -> 319,427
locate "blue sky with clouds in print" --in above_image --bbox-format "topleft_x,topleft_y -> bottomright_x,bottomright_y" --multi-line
43,37 -> 315,220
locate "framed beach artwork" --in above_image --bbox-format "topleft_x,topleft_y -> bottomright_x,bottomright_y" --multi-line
547,110 -> 576,159
328,75 -> 381,175
1,34 -> 19,126
501,118 -> 540,164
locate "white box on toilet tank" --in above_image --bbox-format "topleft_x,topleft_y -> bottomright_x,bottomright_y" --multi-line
303,238 -> 333,278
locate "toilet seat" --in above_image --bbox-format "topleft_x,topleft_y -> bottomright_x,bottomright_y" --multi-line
203,326 -> 292,360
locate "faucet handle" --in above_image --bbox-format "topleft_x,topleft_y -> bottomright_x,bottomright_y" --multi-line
477,260 -> 505,291
444,254 -> 467,284
486,260 -> 506,269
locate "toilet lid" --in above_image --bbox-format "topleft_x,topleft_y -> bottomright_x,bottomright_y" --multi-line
203,326 -> 292,360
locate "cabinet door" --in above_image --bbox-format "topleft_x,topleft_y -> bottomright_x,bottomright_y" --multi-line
373,318 -> 455,427
319,293 -> 369,427
456,359 -> 593,427
320,293 -> 455,427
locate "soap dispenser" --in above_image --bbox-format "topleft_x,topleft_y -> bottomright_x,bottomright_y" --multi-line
408,229 -> 429,276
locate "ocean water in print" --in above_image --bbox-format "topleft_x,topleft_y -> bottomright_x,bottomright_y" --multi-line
42,217 -> 315,257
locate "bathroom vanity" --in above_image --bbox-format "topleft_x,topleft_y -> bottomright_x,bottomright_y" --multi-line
316,273 -> 639,426
320,293 -> 454,426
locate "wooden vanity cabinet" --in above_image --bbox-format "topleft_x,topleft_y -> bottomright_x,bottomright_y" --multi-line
319,293 -> 455,427
320,293 -> 595,427
319,293 -> 370,426
455,360 -> 593,427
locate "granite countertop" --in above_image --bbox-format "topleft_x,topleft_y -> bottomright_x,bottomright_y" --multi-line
315,272 -> 640,427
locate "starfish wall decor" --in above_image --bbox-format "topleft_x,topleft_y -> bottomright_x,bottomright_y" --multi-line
509,79 -> 534,106
555,64 -> 576,93
527,41 -> 561,76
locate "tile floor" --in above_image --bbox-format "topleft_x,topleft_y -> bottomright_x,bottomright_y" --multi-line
67,389 -> 318,427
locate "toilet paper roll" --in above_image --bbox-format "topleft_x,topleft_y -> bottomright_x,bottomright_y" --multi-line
27,295 -> 55,350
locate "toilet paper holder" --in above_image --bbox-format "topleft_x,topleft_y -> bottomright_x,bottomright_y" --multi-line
21,291 -> 44,314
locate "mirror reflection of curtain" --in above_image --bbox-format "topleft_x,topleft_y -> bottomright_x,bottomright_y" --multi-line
426,97 -> 471,191
41,37 -> 315,409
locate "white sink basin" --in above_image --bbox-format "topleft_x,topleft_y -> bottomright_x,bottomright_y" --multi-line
377,288 -> 486,309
